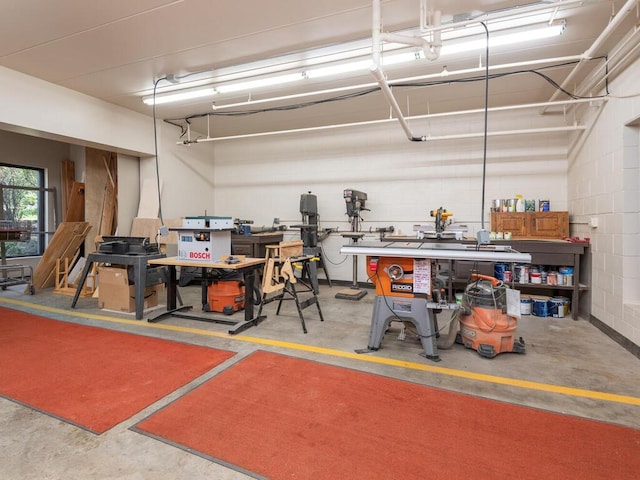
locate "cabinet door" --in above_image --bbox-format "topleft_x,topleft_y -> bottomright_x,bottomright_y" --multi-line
530,212 -> 569,238
490,212 -> 528,237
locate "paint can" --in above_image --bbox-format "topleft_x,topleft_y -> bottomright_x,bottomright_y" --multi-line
494,263 -> 508,281
503,270 -> 513,283
559,267 -> 574,286
520,296 -> 532,315
547,272 -> 557,286
532,297 -> 549,317
530,270 -> 542,284
516,264 -> 529,284
549,297 -> 565,318
525,199 -> 536,212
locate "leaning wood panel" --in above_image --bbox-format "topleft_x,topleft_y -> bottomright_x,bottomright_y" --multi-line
64,182 -> 85,222
99,179 -> 117,237
60,159 -> 75,217
32,222 -> 92,290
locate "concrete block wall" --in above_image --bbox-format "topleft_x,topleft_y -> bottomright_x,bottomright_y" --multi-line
569,58 -> 640,347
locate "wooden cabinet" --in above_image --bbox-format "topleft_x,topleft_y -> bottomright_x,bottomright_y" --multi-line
491,212 -> 569,239
231,232 -> 283,258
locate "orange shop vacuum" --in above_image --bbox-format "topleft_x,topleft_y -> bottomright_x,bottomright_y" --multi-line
205,273 -> 245,315
456,274 -> 525,358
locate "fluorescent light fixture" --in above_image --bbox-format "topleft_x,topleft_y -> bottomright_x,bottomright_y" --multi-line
142,20 -> 565,106
216,72 -> 303,93
442,22 -> 565,56
142,87 -> 216,105
304,59 -> 372,79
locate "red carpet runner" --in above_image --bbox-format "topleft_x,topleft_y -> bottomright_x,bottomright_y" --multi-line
135,350 -> 640,480
0,306 -> 234,433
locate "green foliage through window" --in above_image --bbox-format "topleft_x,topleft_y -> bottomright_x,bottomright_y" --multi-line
0,164 -> 44,257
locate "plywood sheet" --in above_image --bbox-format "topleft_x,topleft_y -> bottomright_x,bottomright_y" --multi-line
64,182 -> 85,222
60,159 -> 75,217
32,222 -> 92,290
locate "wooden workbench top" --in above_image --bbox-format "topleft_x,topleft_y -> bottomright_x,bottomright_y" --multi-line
148,256 -> 265,269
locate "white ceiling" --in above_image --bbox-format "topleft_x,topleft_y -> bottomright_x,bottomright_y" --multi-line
1,0 -> 638,141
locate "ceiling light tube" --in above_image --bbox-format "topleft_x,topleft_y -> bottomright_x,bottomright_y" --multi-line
143,19 -> 565,106
142,87 -> 216,105
216,72 -> 303,94
442,22 -> 565,56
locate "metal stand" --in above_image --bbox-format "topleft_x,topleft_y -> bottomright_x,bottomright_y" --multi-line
71,252 -> 166,320
364,295 -> 440,361
257,256 -> 324,333
335,233 -> 367,300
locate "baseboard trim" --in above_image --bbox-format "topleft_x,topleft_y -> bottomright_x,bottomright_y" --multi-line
589,314 -> 640,360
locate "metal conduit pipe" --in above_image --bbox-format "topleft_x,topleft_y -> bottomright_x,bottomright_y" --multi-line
371,0 -> 439,141
575,26 -> 640,97
178,123 -> 585,144
370,64 -> 424,141
541,0 -> 640,113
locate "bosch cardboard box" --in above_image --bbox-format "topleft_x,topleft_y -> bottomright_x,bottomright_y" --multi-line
98,266 -> 163,313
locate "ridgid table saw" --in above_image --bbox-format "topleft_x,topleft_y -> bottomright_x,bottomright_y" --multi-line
340,241 -> 531,361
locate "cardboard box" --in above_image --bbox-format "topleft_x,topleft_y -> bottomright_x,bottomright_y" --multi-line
98,266 -> 163,313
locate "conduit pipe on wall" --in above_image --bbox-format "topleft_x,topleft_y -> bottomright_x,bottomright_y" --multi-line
541,0 -> 640,113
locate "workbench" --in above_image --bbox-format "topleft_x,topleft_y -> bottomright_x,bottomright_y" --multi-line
146,256 -> 267,334
70,251 -> 166,320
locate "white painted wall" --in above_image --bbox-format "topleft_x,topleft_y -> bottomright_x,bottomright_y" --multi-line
212,108 -> 570,283
569,58 -> 640,346
139,121 -> 217,222
0,67 -> 154,157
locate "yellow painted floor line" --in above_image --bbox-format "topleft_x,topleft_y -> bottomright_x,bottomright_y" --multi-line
3,296 -> 640,407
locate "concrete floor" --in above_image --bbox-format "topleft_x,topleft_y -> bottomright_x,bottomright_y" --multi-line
1,279 -> 639,479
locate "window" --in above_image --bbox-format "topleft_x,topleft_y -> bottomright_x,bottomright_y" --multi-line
0,163 -> 45,257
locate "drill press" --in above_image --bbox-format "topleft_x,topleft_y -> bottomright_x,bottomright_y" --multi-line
335,189 -> 369,300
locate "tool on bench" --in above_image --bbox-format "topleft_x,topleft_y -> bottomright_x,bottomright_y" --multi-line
413,206 -> 467,240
